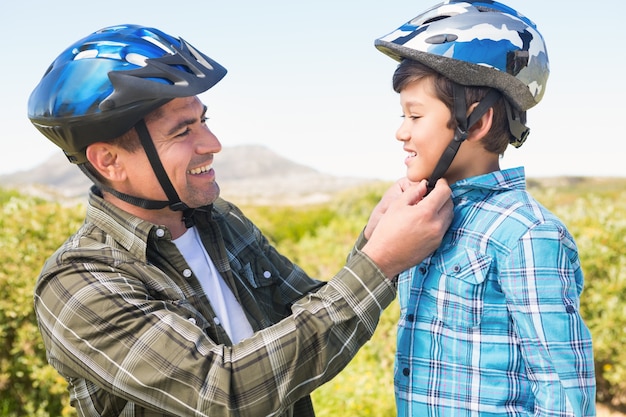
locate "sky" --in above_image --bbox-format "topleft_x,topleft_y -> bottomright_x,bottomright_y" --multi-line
1,0 -> 624,181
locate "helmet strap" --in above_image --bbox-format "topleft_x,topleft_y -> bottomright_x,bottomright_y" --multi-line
78,120 -> 197,228
426,84 -> 502,193
78,164 -> 170,209
135,119 -> 196,227
505,102 -> 530,148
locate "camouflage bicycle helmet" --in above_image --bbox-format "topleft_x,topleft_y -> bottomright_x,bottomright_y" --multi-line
28,24 -> 227,165
28,24 -> 227,225
375,0 -> 549,112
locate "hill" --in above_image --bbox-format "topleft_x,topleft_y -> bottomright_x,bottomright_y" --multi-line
0,145 -> 376,205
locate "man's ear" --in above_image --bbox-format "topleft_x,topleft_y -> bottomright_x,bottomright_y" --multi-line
467,106 -> 494,142
85,143 -> 127,182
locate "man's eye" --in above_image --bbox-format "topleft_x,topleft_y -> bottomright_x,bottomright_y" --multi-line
201,116 -> 209,124
176,128 -> 191,138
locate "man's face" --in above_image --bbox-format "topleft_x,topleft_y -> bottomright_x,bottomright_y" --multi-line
124,96 -> 223,208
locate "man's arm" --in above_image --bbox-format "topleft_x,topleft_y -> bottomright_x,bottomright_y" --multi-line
34,248 -> 392,416
34,179 -> 452,417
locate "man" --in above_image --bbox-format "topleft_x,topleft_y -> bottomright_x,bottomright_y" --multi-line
28,24 -> 453,417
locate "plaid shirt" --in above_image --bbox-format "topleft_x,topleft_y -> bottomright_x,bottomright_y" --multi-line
395,168 -> 596,417
34,188 -> 396,417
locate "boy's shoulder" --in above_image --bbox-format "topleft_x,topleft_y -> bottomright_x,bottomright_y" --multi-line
454,185 -> 569,248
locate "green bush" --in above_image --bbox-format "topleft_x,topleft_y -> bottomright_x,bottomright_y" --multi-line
1,178 -> 625,415
0,190 -> 84,416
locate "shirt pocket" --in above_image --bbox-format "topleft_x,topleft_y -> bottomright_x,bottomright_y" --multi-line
233,253 -> 280,289
424,246 -> 492,329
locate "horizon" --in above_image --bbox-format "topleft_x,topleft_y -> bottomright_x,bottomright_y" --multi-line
2,0 -> 624,181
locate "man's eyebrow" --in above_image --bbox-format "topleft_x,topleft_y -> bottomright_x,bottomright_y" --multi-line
165,105 -> 208,136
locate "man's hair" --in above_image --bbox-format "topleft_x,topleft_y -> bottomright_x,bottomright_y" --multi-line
392,59 -> 521,155
82,127 -> 142,185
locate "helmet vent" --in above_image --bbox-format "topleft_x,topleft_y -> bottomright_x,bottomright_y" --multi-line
423,15 -> 450,25
141,35 -> 175,55
74,49 -> 98,60
426,34 -> 458,44
475,6 -> 501,13
126,53 -> 148,67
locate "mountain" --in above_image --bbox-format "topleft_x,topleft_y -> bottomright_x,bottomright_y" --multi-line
0,145 -> 376,205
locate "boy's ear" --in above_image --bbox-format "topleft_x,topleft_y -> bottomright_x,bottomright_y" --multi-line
467,105 -> 494,142
85,143 -> 127,182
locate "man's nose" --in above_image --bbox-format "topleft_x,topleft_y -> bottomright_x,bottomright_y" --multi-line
197,128 -> 222,153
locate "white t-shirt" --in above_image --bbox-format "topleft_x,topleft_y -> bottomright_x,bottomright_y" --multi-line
173,226 -> 254,344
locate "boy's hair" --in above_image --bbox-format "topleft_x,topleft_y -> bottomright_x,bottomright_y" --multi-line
392,59 -> 522,155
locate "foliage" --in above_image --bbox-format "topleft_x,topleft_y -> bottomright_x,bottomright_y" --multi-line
0,189 -> 84,416
0,178 -> 625,415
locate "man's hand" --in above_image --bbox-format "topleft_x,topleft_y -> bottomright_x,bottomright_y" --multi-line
362,179 -> 453,279
364,177 -> 417,241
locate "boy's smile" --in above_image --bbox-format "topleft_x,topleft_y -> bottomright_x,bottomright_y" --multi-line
396,78 -> 455,183
395,77 -> 500,185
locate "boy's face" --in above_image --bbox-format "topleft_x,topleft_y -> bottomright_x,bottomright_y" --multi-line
396,78 -> 457,183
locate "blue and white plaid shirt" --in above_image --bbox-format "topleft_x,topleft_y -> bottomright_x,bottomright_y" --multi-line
395,167 -> 596,416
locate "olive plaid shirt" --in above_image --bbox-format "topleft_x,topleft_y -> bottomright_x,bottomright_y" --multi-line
34,188 -> 396,417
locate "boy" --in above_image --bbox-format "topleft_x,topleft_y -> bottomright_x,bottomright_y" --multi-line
374,1 -> 596,415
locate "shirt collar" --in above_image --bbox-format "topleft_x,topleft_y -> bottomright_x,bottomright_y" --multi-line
450,167 -> 526,199
85,186 -> 167,261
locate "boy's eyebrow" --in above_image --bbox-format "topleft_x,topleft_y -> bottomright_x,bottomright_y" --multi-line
402,99 -> 426,107
165,105 -> 208,136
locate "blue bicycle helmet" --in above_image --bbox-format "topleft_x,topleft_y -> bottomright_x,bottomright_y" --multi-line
28,24 -> 228,226
28,24 -> 227,165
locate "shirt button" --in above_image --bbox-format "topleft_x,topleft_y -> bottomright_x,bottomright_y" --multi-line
155,228 -> 165,238
183,269 -> 192,278
188,317 -> 197,325
263,271 -> 272,279
407,314 -> 415,322
402,368 -> 410,377
213,317 -> 221,326
419,267 -> 427,274
566,305 -> 576,314
453,264 -> 461,273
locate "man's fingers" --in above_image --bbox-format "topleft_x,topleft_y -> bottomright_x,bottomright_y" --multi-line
425,179 -> 453,212
400,178 -> 451,210
398,180 -> 428,206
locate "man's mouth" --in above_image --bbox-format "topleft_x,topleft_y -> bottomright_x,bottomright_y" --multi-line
187,163 -> 213,175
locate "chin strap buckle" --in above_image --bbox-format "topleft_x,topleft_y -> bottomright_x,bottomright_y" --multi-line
506,102 -> 530,148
